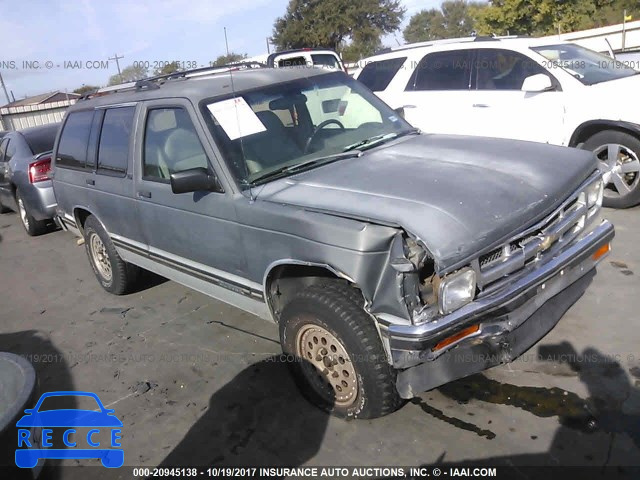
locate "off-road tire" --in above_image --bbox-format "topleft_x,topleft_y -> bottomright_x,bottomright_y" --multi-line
83,215 -> 139,295
279,282 -> 402,419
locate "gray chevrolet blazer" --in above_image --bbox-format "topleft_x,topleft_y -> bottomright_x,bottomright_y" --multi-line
52,66 -> 614,419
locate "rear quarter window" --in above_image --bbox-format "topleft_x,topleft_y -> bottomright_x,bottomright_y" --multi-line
311,54 -> 340,68
56,110 -> 95,169
357,57 -> 407,92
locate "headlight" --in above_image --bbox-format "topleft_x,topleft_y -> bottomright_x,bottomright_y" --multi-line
438,268 -> 476,315
585,179 -> 604,209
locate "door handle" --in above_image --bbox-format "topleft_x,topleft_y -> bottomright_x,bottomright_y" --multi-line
86,179 -> 95,186
137,191 -> 151,199
472,103 -> 490,108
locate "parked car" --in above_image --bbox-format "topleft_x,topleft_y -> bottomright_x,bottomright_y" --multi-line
267,48 -> 347,72
0,124 -> 60,235
354,36 -> 640,208
52,65 -> 613,419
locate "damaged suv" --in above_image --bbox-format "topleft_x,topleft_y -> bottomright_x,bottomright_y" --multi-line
52,65 -> 614,419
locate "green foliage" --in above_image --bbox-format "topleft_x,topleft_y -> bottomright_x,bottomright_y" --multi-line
153,61 -> 183,76
474,0 -> 640,36
107,64 -> 148,86
72,85 -> 101,95
272,0 -> 405,51
341,37 -> 383,63
212,52 -> 248,66
403,1 -> 486,43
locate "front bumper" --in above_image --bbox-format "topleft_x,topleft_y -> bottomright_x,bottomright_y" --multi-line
385,220 -> 614,399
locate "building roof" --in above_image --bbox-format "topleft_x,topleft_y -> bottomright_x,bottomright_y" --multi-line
2,91 -> 81,108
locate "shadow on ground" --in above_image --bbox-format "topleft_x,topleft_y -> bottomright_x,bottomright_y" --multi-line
127,270 -> 168,295
156,356 -> 331,472
384,342 -> 640,479
0,330 -> 76,480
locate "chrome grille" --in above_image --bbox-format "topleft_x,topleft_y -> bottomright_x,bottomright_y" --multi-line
473,181 -> 598,290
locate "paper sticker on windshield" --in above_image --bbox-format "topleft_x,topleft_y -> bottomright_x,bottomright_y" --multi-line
207,97 -> 266,140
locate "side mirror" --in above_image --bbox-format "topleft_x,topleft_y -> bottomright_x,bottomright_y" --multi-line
394,106 -> 405,119
521,74 -> 554,92
170,167 -> 221,194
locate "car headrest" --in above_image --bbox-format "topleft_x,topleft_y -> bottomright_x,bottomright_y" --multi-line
255,110 -> 285,132
149,110 -> 177,132
164,129 -> 203,161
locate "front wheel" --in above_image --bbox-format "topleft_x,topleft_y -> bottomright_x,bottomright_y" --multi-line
279,283 -> 402,419
83,215 -> 139,295
582,130 -> 640,208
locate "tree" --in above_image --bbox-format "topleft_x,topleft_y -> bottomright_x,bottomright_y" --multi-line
212,52 -> 248,66
153,61 -> 183,76
72,85 -> 100,95
341,37 -> 383,63
107,64 -> 148,86
474,0 -> 640,37
404,1 -> 486,43
272,0 -> 405,52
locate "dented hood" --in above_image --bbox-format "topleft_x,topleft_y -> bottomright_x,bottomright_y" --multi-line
258,134 -> 597,272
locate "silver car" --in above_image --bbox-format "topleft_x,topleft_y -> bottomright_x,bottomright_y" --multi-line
52,66 -> 614,419
0,124 -> 59,235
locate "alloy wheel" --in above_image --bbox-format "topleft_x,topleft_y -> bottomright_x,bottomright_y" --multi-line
90,233 -> 112,281
17,196 -> 29,230
594,143 -> 640,199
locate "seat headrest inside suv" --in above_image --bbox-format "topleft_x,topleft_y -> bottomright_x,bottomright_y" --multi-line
164,129 -> 203,161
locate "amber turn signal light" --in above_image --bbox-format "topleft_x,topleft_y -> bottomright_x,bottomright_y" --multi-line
592,243 -> 610,261
432,324 -> 480,352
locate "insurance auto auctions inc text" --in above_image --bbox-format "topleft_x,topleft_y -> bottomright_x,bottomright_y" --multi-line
255,467 -> 497,477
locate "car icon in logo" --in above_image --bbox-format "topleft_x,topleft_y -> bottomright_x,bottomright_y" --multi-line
15,391 -> 123,468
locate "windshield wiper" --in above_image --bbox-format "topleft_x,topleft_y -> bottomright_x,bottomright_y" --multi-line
248,151 -> 363,186
343,128 -> 420,152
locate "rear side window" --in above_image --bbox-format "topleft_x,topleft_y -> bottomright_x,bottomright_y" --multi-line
311,54 -> 340,68
0,139 -> 7,161
406,50 -> 472,91
5,140 -> 16,162
278,56 -> 306,67
97,107 -> 135,175
56,110 -> 94,169
358,57 -> 407,91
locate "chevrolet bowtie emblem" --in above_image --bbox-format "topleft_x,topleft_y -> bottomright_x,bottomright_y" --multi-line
538,234 -> 556,253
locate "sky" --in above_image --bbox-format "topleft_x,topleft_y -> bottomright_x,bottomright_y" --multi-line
0,0 -> 443,101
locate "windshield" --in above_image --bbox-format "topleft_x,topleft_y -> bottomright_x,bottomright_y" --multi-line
531,43 -> 638,85
203,71 -> 414,186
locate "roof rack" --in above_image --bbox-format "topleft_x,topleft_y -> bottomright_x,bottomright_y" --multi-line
79,61 -> 268,101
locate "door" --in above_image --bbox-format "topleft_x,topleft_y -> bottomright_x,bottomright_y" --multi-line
467,48 -> 566,144
89,104 -> 147,246
134,100 -> 248,279
390,49 -> 476,135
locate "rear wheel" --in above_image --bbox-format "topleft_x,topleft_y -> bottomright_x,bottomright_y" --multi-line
16,190 -> 47,236
279,283 -> 402,419
582,130 -> 640,208
83,215 -> 139,295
